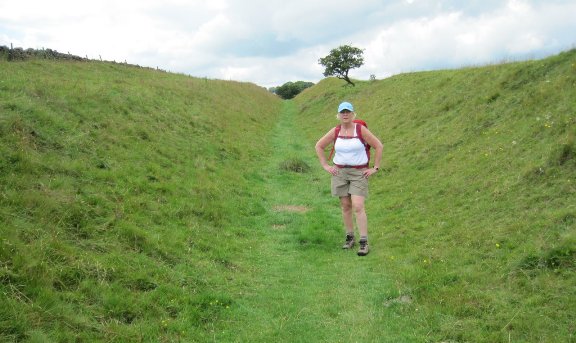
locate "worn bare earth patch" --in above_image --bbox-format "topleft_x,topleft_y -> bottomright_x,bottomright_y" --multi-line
273,205 -> 309,213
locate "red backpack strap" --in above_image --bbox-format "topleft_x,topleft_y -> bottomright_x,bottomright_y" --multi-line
355,122 -> 371,162
355,123 -> 364,143
328,125 -> 341,160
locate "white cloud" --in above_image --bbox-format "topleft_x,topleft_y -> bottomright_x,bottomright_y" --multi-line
1,0 -> 575,87
357,0 -> 576,80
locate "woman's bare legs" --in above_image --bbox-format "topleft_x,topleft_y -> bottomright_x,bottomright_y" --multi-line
339,195 -> 368,236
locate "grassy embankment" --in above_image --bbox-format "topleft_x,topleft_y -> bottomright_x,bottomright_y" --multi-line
1,50 -> 575,342
293,49 -> 576,342
0,60 -> 281,341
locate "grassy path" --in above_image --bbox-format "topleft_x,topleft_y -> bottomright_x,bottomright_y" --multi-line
217,101 -> 417,342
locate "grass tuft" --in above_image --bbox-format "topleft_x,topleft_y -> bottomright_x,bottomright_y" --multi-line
279,157 -> 311,173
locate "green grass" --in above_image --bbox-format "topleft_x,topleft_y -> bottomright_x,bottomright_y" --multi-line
1,50 -> 575,342
0,60 -> 281,342
214,101 -> 416,342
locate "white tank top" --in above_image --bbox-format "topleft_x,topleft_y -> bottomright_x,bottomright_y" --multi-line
333,124 -> 368,166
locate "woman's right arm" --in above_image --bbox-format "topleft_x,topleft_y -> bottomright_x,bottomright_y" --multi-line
315,128 -> 338,175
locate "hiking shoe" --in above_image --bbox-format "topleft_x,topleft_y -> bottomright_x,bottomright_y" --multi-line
342,234 -> 355,249
357,240 -> 369,256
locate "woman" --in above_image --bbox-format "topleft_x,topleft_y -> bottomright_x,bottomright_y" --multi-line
315,101 -> 383,256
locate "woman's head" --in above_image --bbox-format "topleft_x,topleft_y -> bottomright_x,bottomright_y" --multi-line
337,101 -> 355,120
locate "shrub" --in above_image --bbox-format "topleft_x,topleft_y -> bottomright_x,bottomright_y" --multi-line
274,81 -> 314,100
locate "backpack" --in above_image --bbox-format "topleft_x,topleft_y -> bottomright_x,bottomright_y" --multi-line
328,119 -> 371,162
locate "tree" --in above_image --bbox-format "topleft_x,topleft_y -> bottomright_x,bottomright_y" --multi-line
318,45 -> 364,86
274,81 -> 315,100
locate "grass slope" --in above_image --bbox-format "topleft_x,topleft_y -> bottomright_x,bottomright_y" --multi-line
0,60 -> 281,341
294,49 -> 576,342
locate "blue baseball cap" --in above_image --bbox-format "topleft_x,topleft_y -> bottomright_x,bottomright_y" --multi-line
338,102 -> 354,113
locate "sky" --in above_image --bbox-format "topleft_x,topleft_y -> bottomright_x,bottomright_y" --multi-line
1,0 -> 575,88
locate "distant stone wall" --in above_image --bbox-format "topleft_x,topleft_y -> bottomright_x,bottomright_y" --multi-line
0,45 -> 171,74
0,45 -> 86,61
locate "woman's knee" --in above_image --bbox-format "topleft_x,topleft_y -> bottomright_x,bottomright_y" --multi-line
352,203 -> 365,214
340,197 -> 352,211
341,202 -> 352,213
351,197 -> 365,214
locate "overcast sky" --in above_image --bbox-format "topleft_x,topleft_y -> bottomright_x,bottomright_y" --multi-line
1,0 -> 575,88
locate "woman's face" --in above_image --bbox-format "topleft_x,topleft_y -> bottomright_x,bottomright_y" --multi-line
338,109 -> 354,122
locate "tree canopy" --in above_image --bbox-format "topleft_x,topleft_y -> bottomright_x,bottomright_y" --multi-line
318,45 -> 364,86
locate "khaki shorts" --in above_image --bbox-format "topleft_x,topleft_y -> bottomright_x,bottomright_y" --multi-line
331,167 -> 369,198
